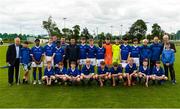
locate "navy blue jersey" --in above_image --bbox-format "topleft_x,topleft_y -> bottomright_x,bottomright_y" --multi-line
67,68 -> 80,77
87,45 -> 97,58
44,67 -> 54,77
130,45 -> 140,58
31,46 -> 44,62
96,47 -> 105,59
98,66 -> 109,75
139,45 -> 151,61
55,67 -> 67,75
20,47 -> 31,64
152,66 -> 164,76
79,44 -> 88,59
125,63 -> 137,74
54,47 -> 64,64
81,65 -> 94,75
139,66 -> 150,75
110,66 -> 122,74
120,44 -> 131,60
150,43 -> 163,61
44,44 -> 55,56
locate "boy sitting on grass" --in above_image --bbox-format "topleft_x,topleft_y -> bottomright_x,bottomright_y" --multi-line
109,62 -> 123,87
55,62 -> 68,85
150,61 -> 168,85
42,61 -> 55,86
20,41 -> 32,84
95,61 -> 110,87
125,58 -> 137,86
80,59 -> 95,85
138,59 -> 151,87
67,61 -> 81,85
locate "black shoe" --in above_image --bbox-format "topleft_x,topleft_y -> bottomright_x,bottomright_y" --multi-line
23,79 -> 26,84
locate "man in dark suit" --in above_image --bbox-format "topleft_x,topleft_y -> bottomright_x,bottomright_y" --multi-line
6,37 -> 22,86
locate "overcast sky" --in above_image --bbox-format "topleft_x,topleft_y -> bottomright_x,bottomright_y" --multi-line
0,0 -> 180,35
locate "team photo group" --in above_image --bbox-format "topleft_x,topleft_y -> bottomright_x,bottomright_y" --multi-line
6,34 -> 176,87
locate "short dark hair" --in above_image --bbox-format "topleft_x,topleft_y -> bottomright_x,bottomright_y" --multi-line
35,39 -> 40,42
71,61 -> 76,65
23,41 -> 29,44
156,61 -> 161,64
100,61 -> 105,65
113,62 -> 118,67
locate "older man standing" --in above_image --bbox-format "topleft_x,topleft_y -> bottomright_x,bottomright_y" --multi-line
162,35 -> 176,83
6,37 -> 22,86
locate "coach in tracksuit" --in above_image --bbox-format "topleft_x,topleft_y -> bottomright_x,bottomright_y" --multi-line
61,37 -> 68,69
150,37 -> 163,73
65,38 -> 80,67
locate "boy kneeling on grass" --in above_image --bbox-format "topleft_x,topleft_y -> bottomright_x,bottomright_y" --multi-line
80,59 -> 96,85
124,58 -> 137,86
42,61 -> 55,86
55,62 -> 68,85
67,61 -> 81,85
138,59 -> 151,87
109,62 -> 123,87
95,61 -> 110,87
20,41 -> 32,84
150,61 -> 168,85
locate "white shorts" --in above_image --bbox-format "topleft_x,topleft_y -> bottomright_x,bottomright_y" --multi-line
89,58 -> 96,66
22,63 -> 31,72
80,59 -> 86,65
44,56 -> 54,66
96,59 -> 105,66
121,60 -> 128,68
132,58 -> 140,67
31,62 -> 43,68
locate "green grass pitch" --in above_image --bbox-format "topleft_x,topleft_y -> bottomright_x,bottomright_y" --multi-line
0,45 -> 180,108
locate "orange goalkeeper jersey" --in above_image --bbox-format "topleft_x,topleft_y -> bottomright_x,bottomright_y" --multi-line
103,43 -> 112,65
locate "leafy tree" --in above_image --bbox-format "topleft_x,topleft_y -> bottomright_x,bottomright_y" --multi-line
81,27 -> 91,40
129,19 -> 147,41
72,25 -> 80,40
42,16 -> 61,38
151,23 -> 165,40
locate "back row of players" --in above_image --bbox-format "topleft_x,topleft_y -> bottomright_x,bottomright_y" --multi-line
20,36 -> 176,87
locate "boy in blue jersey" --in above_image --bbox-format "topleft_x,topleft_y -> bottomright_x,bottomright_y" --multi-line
150,61 -> 168,85
80,59 -> 95,85
31,39 -> 44,85
79,37 -> 88,69
130,38 -> 140,66
139,39 -> 151,66
95,61 -> 110,87
96,41 -> 105,67
55,62 -> 68,84
42,61 -> 55,85
87,38 -> 97,66
150,37 -> 163,72
125,58 -> 137,86
20,41 -> 32,84
120,38 -> 131,68
162,43 -> 176,84
44,38 -> 55,66
67,61 -> 81,84
53,40 -> 65,68
138,59 -> 151,87
110,62 -> 123,87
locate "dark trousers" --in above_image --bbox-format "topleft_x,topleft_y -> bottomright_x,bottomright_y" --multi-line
63,58 -> 68,69
8,59 -> 20,84
150,60 -> 156,74
163,64 -> 176,81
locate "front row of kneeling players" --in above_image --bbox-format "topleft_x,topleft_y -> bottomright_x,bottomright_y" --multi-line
42,58 -> 168,87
